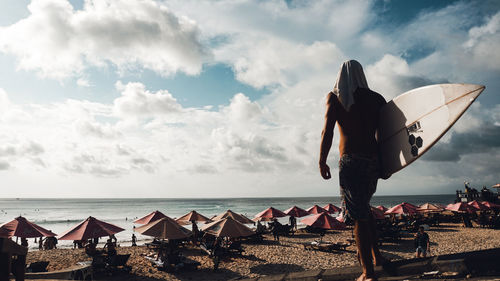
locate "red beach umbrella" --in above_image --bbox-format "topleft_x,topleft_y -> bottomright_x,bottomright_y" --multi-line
301,213 -> 346,230
212,210 -> 255,225
376,205 -> 388,212
445,202 -> 475,213
135,217 -> 191,240
134,210 -> 167,225
481,201 -> 500,210
468,200 -> 488,211
201,217 -> 255,238
323,204 -> 342,214
58,216 -> 124,241
385,203 -> 418,215
284,206 -> 309,218
306,205 -> 327,214
0,216 -> 57,238
254,207 -> 287,221
176,210 -> 211,225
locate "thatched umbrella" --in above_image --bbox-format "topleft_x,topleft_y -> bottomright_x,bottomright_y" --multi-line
201,217 -> 254,238
135,217 -> 191,240
59,216 -> 124,240
0,216 -> 57,238
134,210 -> 167,225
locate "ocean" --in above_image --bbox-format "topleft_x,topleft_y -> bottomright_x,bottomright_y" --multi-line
0,195 -> 456,249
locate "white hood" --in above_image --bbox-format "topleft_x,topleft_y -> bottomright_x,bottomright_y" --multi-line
333,60 -> 369,111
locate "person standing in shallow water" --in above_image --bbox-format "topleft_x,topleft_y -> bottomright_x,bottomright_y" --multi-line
319,60 -> 390,281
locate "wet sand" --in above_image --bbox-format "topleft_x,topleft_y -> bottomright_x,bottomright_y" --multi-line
26,223 -> 500,280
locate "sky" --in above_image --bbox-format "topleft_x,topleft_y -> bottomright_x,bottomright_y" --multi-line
0,0 -> 499,198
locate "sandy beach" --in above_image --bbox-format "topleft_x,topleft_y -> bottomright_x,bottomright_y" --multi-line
26,223 -> 500,281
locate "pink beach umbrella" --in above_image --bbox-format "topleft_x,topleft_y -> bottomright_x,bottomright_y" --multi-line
301,213 -> 346,230
468,200 -> 488,211
376,205 -> 388,212
284,206 -> 309,218
134,210 -> 168,225
322,204 -> 342,214
481,201 -> 500,210
254,207 -> 287,222
445,202 -> 475,213
306,205 -> 327,214
0,216 -> 57,238
59,216 -> 124,241
417,203 -> 444,213
385,203 -> 418,215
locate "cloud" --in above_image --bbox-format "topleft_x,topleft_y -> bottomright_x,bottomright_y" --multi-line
0,161 -> 10,170
0,0 -> 208,79
76,78 -> 91,87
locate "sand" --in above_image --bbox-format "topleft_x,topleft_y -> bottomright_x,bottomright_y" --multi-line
26,223 -> 500,280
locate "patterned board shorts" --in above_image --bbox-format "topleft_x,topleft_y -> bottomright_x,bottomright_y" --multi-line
339,154 -> 379,224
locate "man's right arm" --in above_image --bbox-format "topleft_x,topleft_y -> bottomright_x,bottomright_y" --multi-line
319,92 -> 337,180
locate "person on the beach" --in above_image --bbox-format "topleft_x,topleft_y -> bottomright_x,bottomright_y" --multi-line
131,234 -> 137,246
320,60 -> 389,281
414,226 -> 430,258
20,237 -> 28,247
289,215 -> 297,231
271,218 -> 282,241
103,238 -> 117,256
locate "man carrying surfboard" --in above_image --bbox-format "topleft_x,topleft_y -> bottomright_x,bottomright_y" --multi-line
320,60 -> 388,281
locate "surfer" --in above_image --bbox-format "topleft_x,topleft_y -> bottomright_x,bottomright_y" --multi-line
319,60 -> 389,281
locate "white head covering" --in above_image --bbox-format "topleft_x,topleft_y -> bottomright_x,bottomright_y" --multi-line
333,60 -> 369,111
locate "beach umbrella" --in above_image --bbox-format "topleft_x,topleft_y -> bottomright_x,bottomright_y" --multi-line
58,216 -> 124,241
212,210 -> 255,225
253,207 -> 287,221
134,210 -> 167,225
306,205 -> 327,214
445,202 -> 475,213
284,206 -> 309,218
301,213 -> 346,230
491,183 -> 500,188
376,205 -> 388,212
468,200 -> 488,211
323,204 -> 342,214
417,203 -> 444,213
481,201 -> 500,210
176,210 -> 211,225
0,216 -> 57,238
135,217 -> 191,240
385,203 -> 418,215
201,217 -> 255,238
370,207 -> 386,220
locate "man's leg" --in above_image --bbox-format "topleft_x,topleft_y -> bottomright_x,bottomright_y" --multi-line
368,216 -> 386,266
355,219 -> 376,280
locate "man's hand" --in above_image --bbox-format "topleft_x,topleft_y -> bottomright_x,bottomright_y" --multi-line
319,162 -> 331,179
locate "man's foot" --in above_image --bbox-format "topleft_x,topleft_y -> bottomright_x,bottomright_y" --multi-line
356,273 -> 377,281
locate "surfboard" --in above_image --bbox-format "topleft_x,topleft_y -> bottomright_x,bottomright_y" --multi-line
378,83 -> 485,175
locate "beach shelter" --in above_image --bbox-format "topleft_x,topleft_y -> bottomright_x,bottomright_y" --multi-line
134,210 -> 168,225
385,203 -> 418,215
284,206 -> 309,218
370,207 -> 386,220
253,207 -> 287,221
176,210 -> 211,225
135,217 -> 191,240
58,216 -> 124,241
306,205 -> 327,214
0,216 -> 57,238
376,205 -> 388,212
481,201 -> 500,210
445,202 -> 475,213
201,217 -> 255,238
468,200 -> 489,211
212,210 -> 255,225
323,204 -> 342,214
417,203 -> 444,213
301,213 -> 346,230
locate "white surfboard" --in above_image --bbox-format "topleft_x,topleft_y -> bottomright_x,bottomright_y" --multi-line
379,84 -> 485,175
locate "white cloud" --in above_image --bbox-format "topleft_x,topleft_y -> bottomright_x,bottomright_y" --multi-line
0,0 -> 207,79
76,78 -> 91,87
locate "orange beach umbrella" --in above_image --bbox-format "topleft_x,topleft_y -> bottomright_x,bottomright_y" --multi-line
254,207 -> 287,221
0,216 -> 57,238
212,210 -> 255,225
284,206 -> 309,218
59,216 -> 124,241
176,210 -> 211,225
323,204 -> 342,214
306,205 -> 327,214
301,213 -> 346,230
135,217 -> 191,240
201,217 -> 255,238
134,210 -> 168,225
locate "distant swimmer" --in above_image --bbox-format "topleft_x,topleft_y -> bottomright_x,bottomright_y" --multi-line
319,60 -> 390,281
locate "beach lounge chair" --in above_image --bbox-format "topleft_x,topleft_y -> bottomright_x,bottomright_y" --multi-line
145,254 -> 200,272
26,261 -> 49,273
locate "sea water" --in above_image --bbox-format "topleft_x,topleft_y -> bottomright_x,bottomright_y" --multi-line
0,195 -> 455,249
